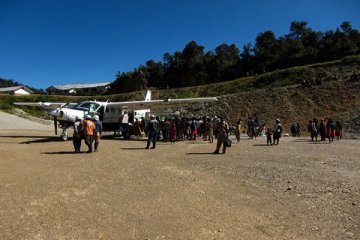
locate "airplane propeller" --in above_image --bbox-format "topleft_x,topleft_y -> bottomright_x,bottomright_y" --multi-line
54,117 -> 58,135
48,109 -> 61,135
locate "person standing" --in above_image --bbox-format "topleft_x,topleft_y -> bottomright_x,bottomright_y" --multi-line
273,119 -> 282,145
213,116 -> 229,154
81,114 -> 96,153
291,123 -> 297,137
202,117 -> 208,141
162,118 -> 171,142
235,119 -> 242,143
190,118 -> 197,140
207,118 -> 214,143
170,120 -> 177,143
93,115 -> 102,152
178,117 -> 187,141
327,119 -> 336,143
145,115 -> 160,149
133,117 -> 142,138
319,119 -> 327,141
308,119 -> 318,141
247,116 -> 257,139
72,116 -> 83,153
335,121 -> 342,140
266,127 -> 273,146
140,117 -> 146,136
296,123 -> 301,137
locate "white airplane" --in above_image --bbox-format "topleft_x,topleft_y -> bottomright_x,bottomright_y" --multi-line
14,90 -> 218,140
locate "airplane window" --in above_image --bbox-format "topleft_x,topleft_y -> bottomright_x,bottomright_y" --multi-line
105,107 -> 110,113
78,102 -> 100,112
111,108 -> 115,113
79,102 -> 91,110
90,103 -> 100,112
71,102 -> 81,108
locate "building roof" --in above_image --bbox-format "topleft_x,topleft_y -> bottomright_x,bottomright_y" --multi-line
47,82 -> 111,91
0,86 -> 34,93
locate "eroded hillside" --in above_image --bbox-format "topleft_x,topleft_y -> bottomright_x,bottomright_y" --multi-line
213,79 -> 360,137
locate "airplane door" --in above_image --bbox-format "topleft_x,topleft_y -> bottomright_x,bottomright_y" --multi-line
98,106 -> 104,121
128,111 -> 134,123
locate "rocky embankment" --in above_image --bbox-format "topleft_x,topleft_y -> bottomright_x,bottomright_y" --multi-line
175,79 -> 360,138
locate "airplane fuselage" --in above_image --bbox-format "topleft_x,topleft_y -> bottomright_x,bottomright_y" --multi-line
14,90 -> 217,140
51,101 -> 149,133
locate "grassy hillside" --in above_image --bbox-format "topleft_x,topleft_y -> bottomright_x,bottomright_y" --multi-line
2,55 -> 360,136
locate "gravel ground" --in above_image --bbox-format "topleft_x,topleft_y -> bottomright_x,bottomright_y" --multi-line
0,112 -> 359,239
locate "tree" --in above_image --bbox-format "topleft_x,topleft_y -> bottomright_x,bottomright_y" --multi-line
182,41 -> 207,87
319,22 -> 358,60
110,21 -> 359,93
283,21 -> 321,65
341,21 -> 352,34
239,43 -> 254,76
289,21 -> 310,40
163,51 -> 184,88
340,21 -> 359,55
145,60 -> 165,88
253,30 -> 277,73
213,44 -> 240,81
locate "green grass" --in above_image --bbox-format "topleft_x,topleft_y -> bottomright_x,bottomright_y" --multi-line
0,94 -> 88,118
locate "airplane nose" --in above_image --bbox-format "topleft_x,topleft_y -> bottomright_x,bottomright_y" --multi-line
49,109 -> 61,117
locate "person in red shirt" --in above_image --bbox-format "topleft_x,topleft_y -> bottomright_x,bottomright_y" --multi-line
170,120 -> 177,143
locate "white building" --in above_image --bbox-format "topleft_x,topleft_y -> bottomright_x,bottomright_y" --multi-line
0,86 -> 34,95
46,82 -> 111,95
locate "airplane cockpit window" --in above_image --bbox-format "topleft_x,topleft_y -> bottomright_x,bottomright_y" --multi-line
77,102 -> 100,112
90,103 -> 100,112
78,102 -> 91,110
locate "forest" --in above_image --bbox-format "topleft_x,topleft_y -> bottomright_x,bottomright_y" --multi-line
109,21 -> 360,94
2,21 -> 359,95
0,78 -> 22,88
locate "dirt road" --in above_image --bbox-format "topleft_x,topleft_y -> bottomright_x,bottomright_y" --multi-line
0,114 -> 359,239
0,110 -> 52,130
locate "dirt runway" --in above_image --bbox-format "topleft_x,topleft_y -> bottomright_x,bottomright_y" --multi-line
0,121 -> 359,239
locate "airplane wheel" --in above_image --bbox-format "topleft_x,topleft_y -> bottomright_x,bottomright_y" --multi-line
61,132 -> 68,141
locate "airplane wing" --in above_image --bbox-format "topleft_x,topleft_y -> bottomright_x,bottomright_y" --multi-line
13,102 -> 74,109
106,97 -> 218,109
167,97 -> 218,103
106,100 -> 165,109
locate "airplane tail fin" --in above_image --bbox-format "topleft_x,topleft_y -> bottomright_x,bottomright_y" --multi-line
145,90 -> 151,101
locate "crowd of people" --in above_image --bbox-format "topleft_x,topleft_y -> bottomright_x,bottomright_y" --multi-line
137,114 -> 287,151
307,118 -> 342,143
138,115 -> 230,153
71,112 -> 344,154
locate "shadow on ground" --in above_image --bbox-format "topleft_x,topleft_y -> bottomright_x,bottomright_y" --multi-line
0,135 -> 64,144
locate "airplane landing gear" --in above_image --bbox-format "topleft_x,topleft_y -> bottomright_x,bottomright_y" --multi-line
60,132 -> 68,141
59,124 -> 71,141
114,123 -> 132,139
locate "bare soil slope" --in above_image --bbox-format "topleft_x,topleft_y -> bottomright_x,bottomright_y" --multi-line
186,79 -> 360,138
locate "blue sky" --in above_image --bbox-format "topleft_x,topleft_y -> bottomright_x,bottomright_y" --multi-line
1,0 -> 359,89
